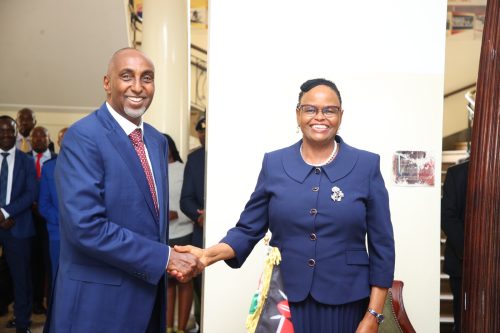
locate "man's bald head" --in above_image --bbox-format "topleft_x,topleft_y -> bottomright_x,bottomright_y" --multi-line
103,48 -> 155,126
106,48 -> 155,76
17,108 -> 37,137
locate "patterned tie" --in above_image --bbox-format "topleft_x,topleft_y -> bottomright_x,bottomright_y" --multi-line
36,153 -> 43,179
0,153 -> 9,207
20,137 -> 29,153
129,129 -> 159,216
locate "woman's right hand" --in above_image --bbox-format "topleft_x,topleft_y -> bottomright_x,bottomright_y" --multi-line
175,243 -> 236,268
175,245 -> 208,267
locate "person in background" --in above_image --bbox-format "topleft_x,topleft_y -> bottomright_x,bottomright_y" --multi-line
38,128 -> 67,284
164,134 -> 193,333
441,160 -> 468,333
0,115 -> 37,333
16,109 -> 37,153
44,48 -> 202,333
29,126 -> 56,316
177,79 -> 395,333
180,116 -> 206,332
56,128 -> 68,152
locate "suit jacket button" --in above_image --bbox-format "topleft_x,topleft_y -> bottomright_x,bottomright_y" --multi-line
308,259 -> 316,267
315,168 -> 321,174
312,187 -> 319,192
309,208 -> 317,215
310,233 -> 317,241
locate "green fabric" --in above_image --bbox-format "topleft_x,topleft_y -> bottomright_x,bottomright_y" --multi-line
378,291 -> 403,333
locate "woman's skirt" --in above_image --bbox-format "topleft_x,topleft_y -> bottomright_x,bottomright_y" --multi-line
289,295 -> 369,333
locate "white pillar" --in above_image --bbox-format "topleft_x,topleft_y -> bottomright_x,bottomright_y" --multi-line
141,0 -> 190,160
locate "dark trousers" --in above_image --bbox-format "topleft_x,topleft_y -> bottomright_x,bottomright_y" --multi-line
146,283 -> 164,333
48,239 -> 60,284
0,247 -> 14,309
192,225 -> 203,327
0,237 -> 33,328
449,277 -> 462,333
32,212 -> 51,306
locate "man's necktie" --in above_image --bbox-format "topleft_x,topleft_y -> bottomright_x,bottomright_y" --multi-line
129,129 -> 159,215
0,153 -> 9,207
36,153 -> 43,179
20,137 -> 29,153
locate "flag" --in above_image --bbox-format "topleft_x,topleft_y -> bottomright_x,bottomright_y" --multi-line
246,247 -> 294,333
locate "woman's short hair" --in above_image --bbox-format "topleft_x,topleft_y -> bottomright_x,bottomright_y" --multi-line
297,78 -> 342,107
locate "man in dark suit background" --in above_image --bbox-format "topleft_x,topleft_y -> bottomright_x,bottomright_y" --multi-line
180,116 -> 205,332
29,126 -> 56,315
441,160 -> 469,333
44,48 -> 202,333
0,115 -> 37,333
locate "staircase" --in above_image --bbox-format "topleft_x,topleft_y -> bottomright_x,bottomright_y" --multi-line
440,144 -> 469,333
440,83 -> 475,331
440,230 -> 454,333
439,154 -> 458,332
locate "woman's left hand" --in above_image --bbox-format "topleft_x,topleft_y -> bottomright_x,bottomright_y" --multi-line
355,313 -> 379,333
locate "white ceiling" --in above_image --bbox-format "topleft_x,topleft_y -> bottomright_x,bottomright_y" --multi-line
0,0 -> 129,113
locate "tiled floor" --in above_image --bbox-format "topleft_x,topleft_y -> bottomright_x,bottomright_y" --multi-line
0,304 -> 45,333
0,304 -> 198,333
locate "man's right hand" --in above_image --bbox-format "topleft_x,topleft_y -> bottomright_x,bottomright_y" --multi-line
196,209 -> 205,227
0,218 -> 15,230
167,249 -> 204,283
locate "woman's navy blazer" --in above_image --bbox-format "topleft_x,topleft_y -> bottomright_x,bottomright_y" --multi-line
222,136 -> 395,305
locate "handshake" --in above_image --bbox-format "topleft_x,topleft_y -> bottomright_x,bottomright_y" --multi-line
166,245 -> 207,283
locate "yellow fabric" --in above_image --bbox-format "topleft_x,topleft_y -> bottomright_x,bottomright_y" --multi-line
246,247 -> 282,333
20,137 -> 29,153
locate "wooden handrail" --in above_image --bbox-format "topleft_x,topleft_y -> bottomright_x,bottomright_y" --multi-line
444,83 -> 476,99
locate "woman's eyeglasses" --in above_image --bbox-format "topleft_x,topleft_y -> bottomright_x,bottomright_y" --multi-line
297,105 -> 341,118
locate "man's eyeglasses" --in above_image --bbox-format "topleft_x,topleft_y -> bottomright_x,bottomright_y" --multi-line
297,105 -> 342,118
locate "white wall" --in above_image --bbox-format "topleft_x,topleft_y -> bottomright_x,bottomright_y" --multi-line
442,29 -> 482,137
204,1 -> 446,332
0,0 -> 129,113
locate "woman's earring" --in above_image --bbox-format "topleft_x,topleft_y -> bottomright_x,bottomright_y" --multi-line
296,125 -> 300,134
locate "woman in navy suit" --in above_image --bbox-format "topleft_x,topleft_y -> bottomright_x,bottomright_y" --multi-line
178,78 -> 395,332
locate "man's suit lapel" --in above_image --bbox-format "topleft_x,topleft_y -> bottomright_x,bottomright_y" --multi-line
96,104 -> 159,222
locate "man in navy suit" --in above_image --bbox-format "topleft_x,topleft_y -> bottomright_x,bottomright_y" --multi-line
29,126 -> 56,315
38,128 -> 67,286
180,116 -> 206,331
0,115 -> 37,333
44,48 -> 203,333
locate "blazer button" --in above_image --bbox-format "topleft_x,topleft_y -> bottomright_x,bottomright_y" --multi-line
310,233 -> 317,241
308,259 -> 316,267
312,186 -> 319,192
309,208 -> 317,215
315,167 -> 321,174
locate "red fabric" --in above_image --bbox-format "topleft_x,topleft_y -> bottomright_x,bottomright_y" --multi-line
36,153 -> 43,179
129,129 -> 159,215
